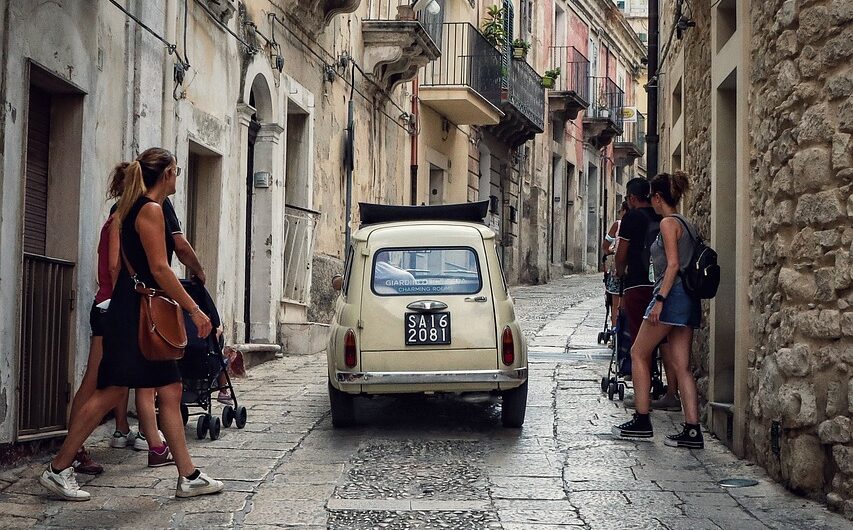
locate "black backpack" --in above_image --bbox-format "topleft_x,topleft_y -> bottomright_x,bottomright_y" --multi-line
673,216 -> 720,299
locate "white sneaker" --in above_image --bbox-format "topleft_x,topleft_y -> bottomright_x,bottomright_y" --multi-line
133,429 -> 164,451
109,429 -> 130,448
176,471 -> 225,498
39,466 -> 91,501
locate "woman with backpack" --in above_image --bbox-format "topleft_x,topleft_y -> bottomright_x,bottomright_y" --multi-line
612,172 -> 703,449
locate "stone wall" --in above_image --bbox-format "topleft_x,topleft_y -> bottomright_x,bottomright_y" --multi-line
748,0 -> 853,516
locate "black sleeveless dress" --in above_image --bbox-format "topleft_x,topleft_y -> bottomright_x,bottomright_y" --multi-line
98,197 -> 182,389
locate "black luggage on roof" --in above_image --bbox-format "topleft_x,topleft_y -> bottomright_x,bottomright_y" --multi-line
358,201 -> 489,225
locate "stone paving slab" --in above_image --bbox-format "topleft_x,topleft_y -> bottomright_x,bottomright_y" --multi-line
0,275 -> 850,528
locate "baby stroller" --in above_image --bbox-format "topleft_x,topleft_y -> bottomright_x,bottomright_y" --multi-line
597,272 -> 616,345
599,297 -> 667,402
178,279 -> 247,440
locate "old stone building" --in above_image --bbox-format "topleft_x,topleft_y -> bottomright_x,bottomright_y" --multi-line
655,0 -> 853,517
0,0 -> 414,444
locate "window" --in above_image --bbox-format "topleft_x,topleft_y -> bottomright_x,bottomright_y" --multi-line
638,32 -> 648,43
616,0 -> 626,10
371,248 -> 482,296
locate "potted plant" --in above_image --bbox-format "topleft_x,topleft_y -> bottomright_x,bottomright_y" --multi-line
511,39 -> 530,59
542,67 -> 560,88
482,5 -> 506,48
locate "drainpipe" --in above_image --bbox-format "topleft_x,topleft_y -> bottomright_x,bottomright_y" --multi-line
410,78 -> 419,205
162,0 -> 178,150
646,0 -> 659,177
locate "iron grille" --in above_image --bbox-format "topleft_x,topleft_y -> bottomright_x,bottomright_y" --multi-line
421,22 -> 503,106
549,46 -> 590,103
588,76 -> 624,132
18,253 -> 74,438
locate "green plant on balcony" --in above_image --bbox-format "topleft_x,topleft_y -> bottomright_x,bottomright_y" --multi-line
542,67 -> 560,89
482,5 -> 506,49
511,39 -> 530,59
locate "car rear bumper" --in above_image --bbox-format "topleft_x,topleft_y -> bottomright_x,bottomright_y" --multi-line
335,367 -> 528,387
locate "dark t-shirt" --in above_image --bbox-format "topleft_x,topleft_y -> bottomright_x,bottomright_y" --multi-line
618,206 -> 661,290
162,198 -> 182,235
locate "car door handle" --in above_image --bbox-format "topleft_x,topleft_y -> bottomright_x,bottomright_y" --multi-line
464,296 -> 488,302
406,300 -> 448,312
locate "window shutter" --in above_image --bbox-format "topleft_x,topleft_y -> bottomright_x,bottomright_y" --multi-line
24,86 -> 51,256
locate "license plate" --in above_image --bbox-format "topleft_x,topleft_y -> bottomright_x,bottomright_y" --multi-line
405,312 -> 451,345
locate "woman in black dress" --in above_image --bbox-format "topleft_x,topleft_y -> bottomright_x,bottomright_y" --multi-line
40,148 -> 224,501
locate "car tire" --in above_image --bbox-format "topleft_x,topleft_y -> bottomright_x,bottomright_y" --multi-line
328,380 -> 356,428
501,380 -> 528,428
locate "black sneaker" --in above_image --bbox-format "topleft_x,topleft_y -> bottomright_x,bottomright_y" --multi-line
664,424 -> 704,449
611,413 -> 653,439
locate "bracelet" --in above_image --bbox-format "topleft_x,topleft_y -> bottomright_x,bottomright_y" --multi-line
189,305 -> 202,316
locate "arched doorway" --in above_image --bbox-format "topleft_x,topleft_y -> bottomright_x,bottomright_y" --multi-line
240,72 -> 280,343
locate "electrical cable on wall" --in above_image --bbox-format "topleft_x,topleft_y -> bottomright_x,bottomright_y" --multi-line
268,12 -> 423,136
108,0 -> 189,67
191,0 -> 257,54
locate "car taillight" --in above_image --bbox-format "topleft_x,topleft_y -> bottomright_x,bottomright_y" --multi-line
344,329 -> 357,368
502,326 -> 514,366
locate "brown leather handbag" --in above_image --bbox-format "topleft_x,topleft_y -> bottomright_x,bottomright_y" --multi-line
122,249 -> 187,361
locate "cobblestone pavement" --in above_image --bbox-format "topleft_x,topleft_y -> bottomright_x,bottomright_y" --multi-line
1,275 -> 850,529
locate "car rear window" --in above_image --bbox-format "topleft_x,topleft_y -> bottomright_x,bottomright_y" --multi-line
371,247 -> 482,296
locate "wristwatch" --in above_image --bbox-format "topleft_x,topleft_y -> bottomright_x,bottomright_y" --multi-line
655,293 -> 667,303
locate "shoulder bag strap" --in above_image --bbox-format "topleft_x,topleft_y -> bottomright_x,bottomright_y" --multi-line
120,230 -> 161,297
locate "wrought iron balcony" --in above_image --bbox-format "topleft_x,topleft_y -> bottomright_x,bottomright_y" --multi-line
614,111 -> 645,166
362,0 -> 444,91
548,46 -> 590,121
419,22 -> 503,125
487,55 -> 546,147
583,76 -> 624,148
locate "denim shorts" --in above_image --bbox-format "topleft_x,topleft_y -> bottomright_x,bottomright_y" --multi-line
644,281 -> 701,328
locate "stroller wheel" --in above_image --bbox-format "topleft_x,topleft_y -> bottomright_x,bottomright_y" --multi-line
180,404 -> 189,427
618,384 -> 626,401
196,415 -> 209,440
222,405 -> 235,428
597,332 -> 605,344
600,377 -> 609,393
607,382 -> 617,401
235,406 -> 248,429
209,416 -> 222,441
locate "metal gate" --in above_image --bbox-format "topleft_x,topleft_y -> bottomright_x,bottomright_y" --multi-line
18,254 -> 74,438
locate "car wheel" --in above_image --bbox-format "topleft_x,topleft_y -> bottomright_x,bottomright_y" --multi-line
328,380 -> 356,428
501,380 -> 528,428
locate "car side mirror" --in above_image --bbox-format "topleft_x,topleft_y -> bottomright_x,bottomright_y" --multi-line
331,275 -> 344,291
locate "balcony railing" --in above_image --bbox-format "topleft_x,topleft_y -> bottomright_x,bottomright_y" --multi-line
587,76 -> 624,132
549,46 -> 589,102
505,56 -> 546,132
366,0 -> 444,47
615,111 -> 646,152
421,22 -> 503,105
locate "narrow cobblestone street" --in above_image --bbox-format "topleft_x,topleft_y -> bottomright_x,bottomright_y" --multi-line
1,275 -> 849,529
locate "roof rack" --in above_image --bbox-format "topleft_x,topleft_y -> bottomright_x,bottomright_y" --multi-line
358,201 -> 490,225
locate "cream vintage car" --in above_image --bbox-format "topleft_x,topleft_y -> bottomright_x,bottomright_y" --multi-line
327,202 -> 528,428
